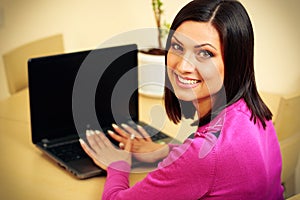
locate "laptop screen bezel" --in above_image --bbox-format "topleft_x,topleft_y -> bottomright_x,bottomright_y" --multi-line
28,44 -> 138,145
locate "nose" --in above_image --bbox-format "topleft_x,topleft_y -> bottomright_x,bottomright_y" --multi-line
176,52 -> 195,73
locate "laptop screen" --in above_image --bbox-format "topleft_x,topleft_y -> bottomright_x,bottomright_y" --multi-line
28,44 -> 138,144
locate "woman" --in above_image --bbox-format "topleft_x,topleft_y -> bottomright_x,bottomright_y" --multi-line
80,0 -> 284,199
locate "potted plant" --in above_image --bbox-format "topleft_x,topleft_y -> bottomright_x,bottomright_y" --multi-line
139,0 -> 170,97
140,0 -> 169,55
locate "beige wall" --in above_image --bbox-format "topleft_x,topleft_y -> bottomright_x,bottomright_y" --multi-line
242,0 -> 300,96
0,0 -> 299,100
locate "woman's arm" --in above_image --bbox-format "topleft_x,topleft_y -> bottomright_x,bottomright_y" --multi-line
102,138 -> 215,200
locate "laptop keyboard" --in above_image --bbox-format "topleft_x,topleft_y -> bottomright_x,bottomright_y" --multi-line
140,124 -> 170,141
48,142 -> 89,163
47,124 -> 171,163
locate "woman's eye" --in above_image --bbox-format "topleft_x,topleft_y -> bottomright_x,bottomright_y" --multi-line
197,50 -> 214,59
171,42 -> 183,53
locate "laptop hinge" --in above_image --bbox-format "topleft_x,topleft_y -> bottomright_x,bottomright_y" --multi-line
41,136 -> 78,148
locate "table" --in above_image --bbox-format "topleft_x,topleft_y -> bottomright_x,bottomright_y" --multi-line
287,193 -> 300,200
0,89 -> 196,199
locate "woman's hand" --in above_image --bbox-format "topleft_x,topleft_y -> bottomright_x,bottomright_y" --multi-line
79,130 -> 133,171
108,124 -> 170,163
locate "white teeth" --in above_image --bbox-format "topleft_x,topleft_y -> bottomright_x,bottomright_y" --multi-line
177,75 -> 200,85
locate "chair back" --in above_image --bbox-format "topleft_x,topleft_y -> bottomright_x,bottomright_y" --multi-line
275,94 -> 300,141
3,34 -> 64,94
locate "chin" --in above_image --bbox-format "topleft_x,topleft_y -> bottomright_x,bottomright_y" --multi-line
174,90 -> 198,102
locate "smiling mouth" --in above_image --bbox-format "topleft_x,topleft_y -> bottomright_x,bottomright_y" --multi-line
176,74 -> 201,85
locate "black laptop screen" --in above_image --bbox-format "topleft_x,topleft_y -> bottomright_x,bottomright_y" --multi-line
28,44 -> 138,143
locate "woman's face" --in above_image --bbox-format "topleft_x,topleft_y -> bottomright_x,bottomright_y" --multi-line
167,21 -> 224,104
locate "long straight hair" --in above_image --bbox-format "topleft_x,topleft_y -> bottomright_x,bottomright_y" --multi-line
164,0 -> 272,129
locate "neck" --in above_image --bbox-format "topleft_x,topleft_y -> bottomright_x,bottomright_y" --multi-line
193,96 -> 215,119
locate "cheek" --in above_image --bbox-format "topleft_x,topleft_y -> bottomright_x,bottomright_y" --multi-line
166,53 -> 176,79
195,61 -> 224,90
166,52 -> 179,70
215,61 -> 224,84
166,67 -> 173,82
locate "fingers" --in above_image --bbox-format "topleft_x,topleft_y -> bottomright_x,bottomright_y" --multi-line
79,138 -> 92,155
85,130 -> 104,153
124,134 -> 134,152
107,124 -> 153,153
120,123 -> 142,140
111,123 -> 151,142
79,138 -> 97,159
97,130 -> 114,148
85,130 -> 115,153
137,125 -> 152,142
112,124 -> 129,138
119,142 -> 125,149
107,130 -> 124,143
79,139 -> 108,170
108,125 -> 129,150
79,129 -> 132,170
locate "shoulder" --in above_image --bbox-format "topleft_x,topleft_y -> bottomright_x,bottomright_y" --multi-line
159,138 -> 216,168
213,99 -> 277,155
197,99 -> 253,135
223,98 -> 274,132
221,98 -> 269,132
225,98 -> 252,120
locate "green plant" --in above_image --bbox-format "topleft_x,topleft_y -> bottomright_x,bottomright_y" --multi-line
152,0 -> 163,49
142,0 -> 170,55
152,0 -> 170,49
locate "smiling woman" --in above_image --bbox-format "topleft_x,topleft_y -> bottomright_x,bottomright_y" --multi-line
164,0 -> 272,128
166,21 -> 224,113
80,0 -> 284,199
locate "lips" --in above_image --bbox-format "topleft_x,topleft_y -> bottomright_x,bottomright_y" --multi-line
177,75 -> 200,85
175,73 -> 201,88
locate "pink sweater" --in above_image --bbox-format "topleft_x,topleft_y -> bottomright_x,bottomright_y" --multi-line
103,99 -> 284,199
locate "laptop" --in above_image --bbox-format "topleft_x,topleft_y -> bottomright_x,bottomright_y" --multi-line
28,44 -> 178,179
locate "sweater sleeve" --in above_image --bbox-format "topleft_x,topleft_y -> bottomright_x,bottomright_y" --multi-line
102,138 -> 216,200
168,143 -> 180,151
102,161 -> 131,200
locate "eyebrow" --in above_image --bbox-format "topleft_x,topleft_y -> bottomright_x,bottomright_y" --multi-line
172,35 -> 217,50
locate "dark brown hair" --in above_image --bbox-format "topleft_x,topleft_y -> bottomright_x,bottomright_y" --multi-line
164,0 -> 272,129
